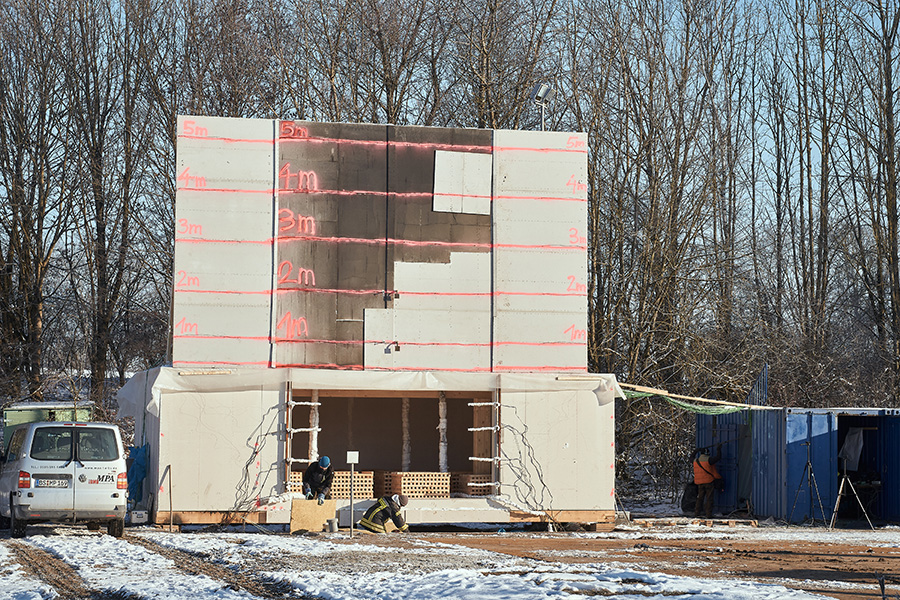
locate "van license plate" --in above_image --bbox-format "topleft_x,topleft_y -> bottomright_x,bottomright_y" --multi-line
36,479 -> 69,488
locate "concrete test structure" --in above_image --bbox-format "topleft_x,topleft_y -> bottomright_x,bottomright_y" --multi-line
118,116 -> 620,528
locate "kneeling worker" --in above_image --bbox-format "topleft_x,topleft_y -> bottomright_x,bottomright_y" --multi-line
303,456 -> 334,505
359,494 -> 409,533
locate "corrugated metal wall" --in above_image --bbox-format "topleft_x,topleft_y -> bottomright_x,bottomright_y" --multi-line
699,408 -> 900,523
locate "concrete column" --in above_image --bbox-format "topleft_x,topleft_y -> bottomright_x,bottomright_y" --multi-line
309,390 -> 319,461
402,397 -> 411,471
439,392 -> 448,472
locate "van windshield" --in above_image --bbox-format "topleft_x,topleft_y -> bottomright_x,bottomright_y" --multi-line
30,427 -> 119,461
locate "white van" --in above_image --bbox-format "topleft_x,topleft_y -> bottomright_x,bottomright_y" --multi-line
0,422 -> 127,537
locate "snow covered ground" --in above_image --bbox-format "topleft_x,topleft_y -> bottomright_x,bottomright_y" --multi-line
0,523 -> 864,600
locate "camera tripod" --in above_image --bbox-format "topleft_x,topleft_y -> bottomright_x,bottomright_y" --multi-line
828,458 -> 875,531
789,441 -> 828,525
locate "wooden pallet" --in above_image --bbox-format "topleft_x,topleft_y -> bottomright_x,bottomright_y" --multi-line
632,517 -> 758,528
385,471 -> 450,498
450,473 -> 495,496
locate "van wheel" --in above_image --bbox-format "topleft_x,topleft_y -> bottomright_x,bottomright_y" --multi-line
107,518 -> 124,538
86,522 -> 101,531
9,499 -> 26,538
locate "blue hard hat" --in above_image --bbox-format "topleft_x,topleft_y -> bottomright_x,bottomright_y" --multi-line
319,456 -> 330,468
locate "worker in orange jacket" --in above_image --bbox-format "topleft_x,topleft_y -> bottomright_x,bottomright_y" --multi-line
693,446 -> 723,518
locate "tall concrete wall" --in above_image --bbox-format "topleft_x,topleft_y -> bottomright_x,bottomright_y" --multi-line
172,117 -> 588,374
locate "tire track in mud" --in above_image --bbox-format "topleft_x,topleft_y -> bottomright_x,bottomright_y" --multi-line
126,534 -> 313,599
6,539 -> 138,600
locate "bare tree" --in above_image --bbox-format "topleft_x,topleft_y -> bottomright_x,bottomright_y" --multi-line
0,0 -> 74,401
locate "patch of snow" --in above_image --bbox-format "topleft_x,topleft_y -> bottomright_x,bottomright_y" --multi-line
26,531 -> 256,599
0,542 -> 55,600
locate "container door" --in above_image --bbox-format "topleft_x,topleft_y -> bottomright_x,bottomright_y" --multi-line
880,416 -> 900,520
713,424 -> 740,514
72,427 -> 123,515
784,411 -> 836,523
28,426 -> 76,512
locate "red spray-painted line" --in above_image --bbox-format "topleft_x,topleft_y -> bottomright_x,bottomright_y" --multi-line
363,365 -> 587,372
178,186 -> 585,204
173,331 -> 585,348
173,359 -> 273,367
173,334 -> 273,342
178,134 -> 274,145
365,365 -> 494,373
278,188 -> 432,200
175,235 -> 586,252
276,235 -> 584,252
270,361 -> 365,370
492,145 -> 588,155
175,287 -> 587,298
273,338 -> 585,348
180,132 -> 587,155
494,194 -> 586,203
492,365 -> 588,372
173,360 -> 587,372
279,135 -> 493,154
176,187 -> 274,195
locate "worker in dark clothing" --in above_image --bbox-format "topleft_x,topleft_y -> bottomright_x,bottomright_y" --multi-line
359,494 -> 409,533
302,456 -> 334,505
693,446 -> 723,518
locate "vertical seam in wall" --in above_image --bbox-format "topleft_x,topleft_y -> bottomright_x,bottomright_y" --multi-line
269,119 -> 279,368
490,130 -> 496,371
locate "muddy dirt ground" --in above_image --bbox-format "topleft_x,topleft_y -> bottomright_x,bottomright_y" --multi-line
5,522 -> 899,599
415,529 -> 900,600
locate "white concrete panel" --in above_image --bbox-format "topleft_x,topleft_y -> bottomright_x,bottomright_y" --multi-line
491,129 -> 588,372
433,151 -> 492,215
174,192 -> 274,242
173,116 -> 277,369
493,130 -> 588,199
172,296 -> 273,337
173,243 -> 273,293
493,309 -> 586,370
499,390 -> 610,511
156,388 -> 283,511
172,338 -> 272,368
394,253 -> 490,293
493,250 -> 587,297
492,200 -> 585,246
577,392 -> 615,510
365,252 -> 492,370
172,291 -> 272,367
176,116 -> 275,192
364,307 -> 491,371
363,309 -> 395,370
393,253 -> 491,311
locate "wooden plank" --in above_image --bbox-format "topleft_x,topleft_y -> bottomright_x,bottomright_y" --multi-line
155,511 -> 268,525
291,390 -> 493,400
508,510 -> 616,523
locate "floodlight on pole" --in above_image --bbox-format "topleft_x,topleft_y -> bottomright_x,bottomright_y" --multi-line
530,83 -> 556,132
